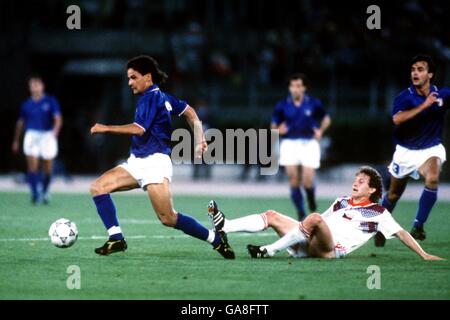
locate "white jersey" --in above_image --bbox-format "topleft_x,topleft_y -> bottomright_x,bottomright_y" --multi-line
321,197 -> 403,256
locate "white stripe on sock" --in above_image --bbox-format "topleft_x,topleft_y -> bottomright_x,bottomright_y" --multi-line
107,226 -> 122,236
206,230 -> 216,243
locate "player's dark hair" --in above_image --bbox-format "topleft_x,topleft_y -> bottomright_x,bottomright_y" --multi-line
127,55 -> 168,85
410,54 -> 436,74
28,73 -> 43,82
356,166 -> 383,203
288,73 -> 308,87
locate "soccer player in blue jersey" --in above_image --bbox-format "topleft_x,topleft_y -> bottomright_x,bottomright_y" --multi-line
271,73 -> 331,220
12,75 -> 63,204
375,55 -> 450,246
89,55 -> 234,258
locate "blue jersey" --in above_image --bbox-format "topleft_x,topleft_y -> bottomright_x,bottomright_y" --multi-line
392,85 -> 450,150
272,95 -> 326,139
131,84 -> 188,158
19,95 -> 61,131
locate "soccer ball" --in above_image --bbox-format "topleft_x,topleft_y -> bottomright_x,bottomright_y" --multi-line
48,218 -> 78,248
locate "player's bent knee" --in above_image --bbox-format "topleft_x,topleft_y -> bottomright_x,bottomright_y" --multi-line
264,209 -> 278,219
425,175 -> 439,188
90,182 -> 107,196
288,178 -> 300,187
264,209 -> 280,224
308,213 -> 323,225
157,212 -> 177,227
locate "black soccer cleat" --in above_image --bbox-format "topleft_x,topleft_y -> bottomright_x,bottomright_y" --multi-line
213,231 -> 235,259
410,226 -> 426,241
374,231 -> 386,247
247,244 -> 270,259
208,200 -> 226,232
95,239 -> 128,256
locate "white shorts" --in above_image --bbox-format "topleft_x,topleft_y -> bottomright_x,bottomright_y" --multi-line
23,130 -> 58,160
285,239 -> 346,259
279,138 -> 320,168
119,153 -> 173,189
388,144 -> 446,180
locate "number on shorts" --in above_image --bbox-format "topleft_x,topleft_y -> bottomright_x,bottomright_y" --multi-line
392,163 -> 400,175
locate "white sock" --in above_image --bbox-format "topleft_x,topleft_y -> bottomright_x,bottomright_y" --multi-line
223,213 -> 268,233
262,224 -> 308,256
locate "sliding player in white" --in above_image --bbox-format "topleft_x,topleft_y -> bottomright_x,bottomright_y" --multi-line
208,166 -> 442,260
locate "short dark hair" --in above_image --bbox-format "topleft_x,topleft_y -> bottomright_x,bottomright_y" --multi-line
28,73 -> 43,82
288,73 -> 308,87
127,55 -> 168,85
410,54 -> 436,74
356,166 -> 383,203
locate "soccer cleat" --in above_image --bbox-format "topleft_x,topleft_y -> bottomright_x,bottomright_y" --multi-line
247,244 -> 270,259
94,239 -> 128,255
410,226 -> 426,241
213,231 -> 235,259
207,200 -> 225,232
374,231 -> 386,247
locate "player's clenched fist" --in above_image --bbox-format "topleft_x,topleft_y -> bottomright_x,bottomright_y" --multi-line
194,141 -> 208,159
90,123 -> 107,135
423,92 -> 439,108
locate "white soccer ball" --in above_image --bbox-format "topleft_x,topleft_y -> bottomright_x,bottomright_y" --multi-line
48,218 -> 78,248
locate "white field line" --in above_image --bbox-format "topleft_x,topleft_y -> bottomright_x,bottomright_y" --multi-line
0,232 -> 278,242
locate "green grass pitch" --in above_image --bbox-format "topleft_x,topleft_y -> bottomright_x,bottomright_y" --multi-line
0,192 -> 449,299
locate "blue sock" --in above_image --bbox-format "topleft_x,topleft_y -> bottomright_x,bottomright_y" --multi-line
305,186 -> 317,212
28,172 -> 39,201
413,187 -> 438,228
290,187 -> 305,217
175,213 -> 219,247
93,194 -> 124,240
42,174 -> 51,194
382,194 -> 397,213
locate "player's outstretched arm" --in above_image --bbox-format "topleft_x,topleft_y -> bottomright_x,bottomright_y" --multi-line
271,122 -> 288,135
53,114 -> 63,137
393,92 -> 438,125
182,106 -> 207,159
314,115 -> 331,141
90,123 -> 144,136
12,119 -> 24,154
395,229 -> 444,260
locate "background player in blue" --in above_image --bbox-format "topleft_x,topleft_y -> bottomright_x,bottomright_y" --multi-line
375,55 -> 450,246
271,73 -> 331,220
11,75 -> 63,204
89,55 -> 234,258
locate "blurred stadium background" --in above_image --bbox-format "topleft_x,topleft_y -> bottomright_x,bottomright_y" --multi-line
0,0 -> 449,190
